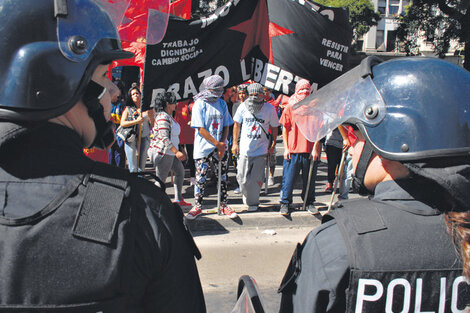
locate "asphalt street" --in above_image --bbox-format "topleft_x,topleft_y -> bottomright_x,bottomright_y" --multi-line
194,227 -> 312,313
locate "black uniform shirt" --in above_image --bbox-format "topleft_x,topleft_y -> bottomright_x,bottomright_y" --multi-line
0,122 -> 206,313
278,179 -> 448,313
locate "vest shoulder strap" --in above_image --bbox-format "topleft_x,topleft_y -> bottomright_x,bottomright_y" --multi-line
329,198 -> 388,235
328,198 -> 460,270
72,162 -> 130,244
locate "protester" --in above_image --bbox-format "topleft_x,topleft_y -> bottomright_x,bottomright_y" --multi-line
337,125 -> 355,201
109,78 -> 127,168
120,83 -> 152,172
148,92 -> 191,208
225,85 -> 240,185
175,99 -> 196,186
0,0 -> 206,311
186,75 -> 237,220
279,57 -> 470,312
279,79 -> 320,216
264,86 -> 278,185
271,92 -> 290,116
224,85 -> 238,117
232,84 -> 249,117
83,146 -> 110,163
232,83 -> 249,194
324,128 -> 343,192
232,83 -> 279,211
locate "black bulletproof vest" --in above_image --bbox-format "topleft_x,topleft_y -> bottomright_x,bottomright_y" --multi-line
0,163 -> 133,312
329,198 -> 470,313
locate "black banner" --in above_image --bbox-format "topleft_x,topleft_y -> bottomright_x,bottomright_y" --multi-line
142,0 -> 351,106
262,0 -> 352,93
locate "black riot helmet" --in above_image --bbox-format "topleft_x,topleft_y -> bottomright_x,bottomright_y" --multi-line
293,56 -> 470,194
0,0 -> 169,148
0,0 -> 131,121
294,56 -> 470,159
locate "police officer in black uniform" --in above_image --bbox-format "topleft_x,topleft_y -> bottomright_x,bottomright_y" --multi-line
0,0 -> 206,312
278,57 -> 470,312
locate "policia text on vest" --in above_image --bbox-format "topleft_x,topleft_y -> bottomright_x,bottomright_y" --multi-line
351,270 -> 469,313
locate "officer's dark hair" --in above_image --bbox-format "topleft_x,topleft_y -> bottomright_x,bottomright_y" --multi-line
445,212 -> 470,278
126,83 -> 141,108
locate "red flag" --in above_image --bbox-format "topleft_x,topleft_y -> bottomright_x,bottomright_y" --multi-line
112,0 -> 169,74
112,41 -> 146,68
118,0 -> 169,43
170,0 -> 191,20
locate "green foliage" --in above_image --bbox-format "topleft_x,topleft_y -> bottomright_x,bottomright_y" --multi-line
193,0 -> 229,17
314,0 -> 381,49
397,0 -> 470,61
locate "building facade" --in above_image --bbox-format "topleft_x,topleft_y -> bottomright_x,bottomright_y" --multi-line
361,0 -> 463,57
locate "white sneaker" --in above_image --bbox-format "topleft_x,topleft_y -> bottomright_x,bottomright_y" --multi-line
268,176 -> 274,186
247,205 -> 258,212
234,187 -> 241,194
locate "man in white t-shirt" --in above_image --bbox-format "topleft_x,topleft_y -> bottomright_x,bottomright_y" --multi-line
232,83 -> 279,211
186,75 -> 237,220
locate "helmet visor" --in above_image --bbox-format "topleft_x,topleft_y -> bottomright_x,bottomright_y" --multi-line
57,0 -> 169,62
292,64 -> 387,142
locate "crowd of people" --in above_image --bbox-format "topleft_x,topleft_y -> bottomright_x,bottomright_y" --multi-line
88,75 -> 355,220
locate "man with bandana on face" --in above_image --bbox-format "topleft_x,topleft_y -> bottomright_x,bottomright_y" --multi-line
186,74 -> 237,220
278,57 -> 470,313
232,83 -> 279,212
279,79 -> 321,216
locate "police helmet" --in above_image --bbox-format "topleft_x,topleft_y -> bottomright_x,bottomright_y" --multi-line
0,0 -> 169,148
0,0 -> 134,122
293,56 -> 470,161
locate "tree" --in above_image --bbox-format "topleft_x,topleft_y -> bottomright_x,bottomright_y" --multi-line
314,0 -> 381,52
192,0 -> 228,17
397,0 -> 470,70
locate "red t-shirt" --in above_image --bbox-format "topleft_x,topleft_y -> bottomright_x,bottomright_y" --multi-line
83,148 -> 109,163
271,94 -> 289,111
279,103 -> 314,153
174,100 -> 195,145
345,125 -> 358,145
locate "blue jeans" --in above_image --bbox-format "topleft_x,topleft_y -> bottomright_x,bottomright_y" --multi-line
124,136 -> 150,173
280,153 -> 318,205
338,153 -> 353,200
109,136 -> 126,168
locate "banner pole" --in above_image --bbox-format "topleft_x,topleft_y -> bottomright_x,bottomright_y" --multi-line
326,150 -> 347,215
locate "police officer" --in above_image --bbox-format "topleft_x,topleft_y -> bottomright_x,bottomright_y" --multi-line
0,0 -> 205,312
278,57 -> 470,312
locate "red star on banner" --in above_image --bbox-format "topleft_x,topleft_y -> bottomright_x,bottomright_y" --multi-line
212,121 -> 219,130
269,22 -> 294,38
229,0 -> 270,61
268,22 -> 294,63
252,125 -> 258,132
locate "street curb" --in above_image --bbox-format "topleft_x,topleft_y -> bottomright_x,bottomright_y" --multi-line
186,209 -> 323,233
